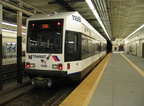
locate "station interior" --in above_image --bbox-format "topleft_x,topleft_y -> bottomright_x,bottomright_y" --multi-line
1,0 -> 144,58
0,0 -> 144,105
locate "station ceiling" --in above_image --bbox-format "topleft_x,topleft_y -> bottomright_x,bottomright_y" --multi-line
1,0 -> 144,41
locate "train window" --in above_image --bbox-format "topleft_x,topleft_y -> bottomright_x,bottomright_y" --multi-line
81,35 -> 101,59
66,32 -> 78,52
88,39 -> 93,55
95,42 -> 100,54
81,36 -> 88,54
27,19 -> 63,53
82,35 -> 95,59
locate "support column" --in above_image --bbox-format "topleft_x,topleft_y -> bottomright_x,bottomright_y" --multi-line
0,4 -> 3,90
17,2 -> 22,83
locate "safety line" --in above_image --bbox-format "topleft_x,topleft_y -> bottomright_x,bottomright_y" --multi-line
120,53 -> 144,78
83,53 -> 111,106
60,53 -> 111,106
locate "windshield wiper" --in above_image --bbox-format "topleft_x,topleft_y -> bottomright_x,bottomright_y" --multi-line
46,54 -> 51,60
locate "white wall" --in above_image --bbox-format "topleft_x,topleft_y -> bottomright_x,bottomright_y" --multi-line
125,28 -> 144,57
2,31 -> 26,51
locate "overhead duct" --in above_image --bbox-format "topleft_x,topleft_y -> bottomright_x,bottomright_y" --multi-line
0,0 -> 46,16
92,0 -> 112,39
54,0 -> 75,11
0,0 -> 34,16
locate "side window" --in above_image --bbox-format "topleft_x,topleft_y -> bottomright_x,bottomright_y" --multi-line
95,42 -> 100,54
82,35 -> 94,59
82,36 -> 88,54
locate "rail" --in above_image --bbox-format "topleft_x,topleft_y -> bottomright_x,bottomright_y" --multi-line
2,62 -> 26,84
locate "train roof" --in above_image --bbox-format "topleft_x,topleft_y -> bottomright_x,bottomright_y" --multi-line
28,11 -> 78,20
27,11 -> 106,41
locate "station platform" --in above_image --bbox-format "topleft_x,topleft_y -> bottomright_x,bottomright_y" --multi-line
60,53 -> 144,106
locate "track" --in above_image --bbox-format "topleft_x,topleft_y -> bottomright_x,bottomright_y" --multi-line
1,63 -> 78,106
2,63 -> 25,83
3,80 -> 78,106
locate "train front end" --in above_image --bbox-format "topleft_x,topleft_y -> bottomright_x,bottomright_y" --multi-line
25,17 -> 67,87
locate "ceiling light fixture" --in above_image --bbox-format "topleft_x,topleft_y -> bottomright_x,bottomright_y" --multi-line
2,22 -> 26,29
85,0 -> 111,41
121,24 -> 144,43
2,29 -> 26,35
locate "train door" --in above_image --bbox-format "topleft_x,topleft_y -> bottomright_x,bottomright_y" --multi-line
65,31 -> 81,61
142,43 -> 144,58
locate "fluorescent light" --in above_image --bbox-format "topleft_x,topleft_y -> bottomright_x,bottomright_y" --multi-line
2,29 -> 17,33
85,0 -> 111,40
22,26 -> 26,29
2,29 -> 26,35
68,41 -> 74,44
2,22 -> 26,29
85,0 -> 95,10
121,24 -> 144,43
92,10 -> 100,19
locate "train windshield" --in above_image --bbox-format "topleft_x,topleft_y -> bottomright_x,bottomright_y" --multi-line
27,19 -> 63,53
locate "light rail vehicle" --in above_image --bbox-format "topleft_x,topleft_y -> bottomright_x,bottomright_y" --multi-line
25,11 -> 107,87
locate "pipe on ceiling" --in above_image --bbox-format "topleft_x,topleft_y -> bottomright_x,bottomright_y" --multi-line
0,0 -> 34,16
93,0 -> 112,38
17,0 -> 45,14
55,0 -> 75,11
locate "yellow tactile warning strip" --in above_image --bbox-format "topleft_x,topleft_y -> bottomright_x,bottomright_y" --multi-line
120,53 -> 144,78
60,53 -> 111,106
